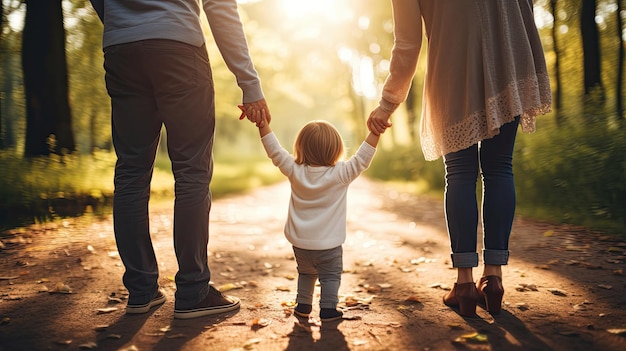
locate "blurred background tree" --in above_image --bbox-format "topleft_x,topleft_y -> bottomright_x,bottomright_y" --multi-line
0,0 -> 624,233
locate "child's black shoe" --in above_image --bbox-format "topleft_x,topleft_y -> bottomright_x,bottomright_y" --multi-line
294,303 -> 312,317
320,308 -> 343,322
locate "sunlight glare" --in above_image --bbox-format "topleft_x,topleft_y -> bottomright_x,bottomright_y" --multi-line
280,0 -> 349,23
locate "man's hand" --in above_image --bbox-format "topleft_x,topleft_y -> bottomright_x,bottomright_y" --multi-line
239,99 -> 271,128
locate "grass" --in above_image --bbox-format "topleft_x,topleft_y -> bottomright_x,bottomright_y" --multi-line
0,150 -> 283,231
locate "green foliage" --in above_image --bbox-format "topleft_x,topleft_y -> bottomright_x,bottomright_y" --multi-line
0,150 -> 283,230
515,114 -> 625,233
367,142 -> 445,195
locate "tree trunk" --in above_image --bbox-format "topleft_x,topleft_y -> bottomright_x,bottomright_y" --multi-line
22,0 -> 75,156
616,0 -> 624,121
580,0 -> 604,100
1,0 -> 4,149
550,0 -> 562,111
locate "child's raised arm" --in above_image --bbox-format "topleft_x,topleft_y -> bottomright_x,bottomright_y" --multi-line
259,117 -> 272,137
365,132 -> 380,148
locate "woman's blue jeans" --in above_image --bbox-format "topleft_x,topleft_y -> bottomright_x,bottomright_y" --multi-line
443,117 -> 520,268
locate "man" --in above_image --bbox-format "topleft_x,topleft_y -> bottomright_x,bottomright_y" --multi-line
89,0 -> 271,319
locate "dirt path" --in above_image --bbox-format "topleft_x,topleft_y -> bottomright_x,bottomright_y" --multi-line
1,178 -> 625,351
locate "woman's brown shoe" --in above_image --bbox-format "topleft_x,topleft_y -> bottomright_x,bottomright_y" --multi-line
443,282 -> 480,317
477,275 -> 504,315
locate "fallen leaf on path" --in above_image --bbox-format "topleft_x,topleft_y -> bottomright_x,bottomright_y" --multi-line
515,283 -> 538,292
96,307 -> 118,314
454,332 -> 488,344
159,326 -> 172,333
606,329 -> 626,336
281,300 -> 296,308
275,285 -> 290,292
597,284 -> 612,290
515,303 -> 530,311
50,282 -> 73,294
94,325 -> 109,331
78,342 -> 98,349
353,339 -> 368,346
377,283 -> 392,289
218,282 -> 243,292
573,303 -> 588,311
404,295 -> 421,303
344,295 -> 375,307
1,317 -> 10,325
613,269 -> 624,276
105,334 -> 122,339
0,276 -> 18,280
410,257 -> 426,265
118,346 -> 139,351
543,229 -> 555,237
252,318 -> 272,328
55,340 -> 72,345
3,295 -> 22,301
428,283 -> 451,290
547,288 -> 567,296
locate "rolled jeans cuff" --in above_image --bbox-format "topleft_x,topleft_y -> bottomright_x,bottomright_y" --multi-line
450,252 -> 479,268
483,249 -> 509,265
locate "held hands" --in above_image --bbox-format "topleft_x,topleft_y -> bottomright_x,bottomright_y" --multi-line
238,103 -> 271,137
367,106 -> 393,136
238,98 -> 271,128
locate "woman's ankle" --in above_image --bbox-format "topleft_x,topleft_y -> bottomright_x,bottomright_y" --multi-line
456,267 -> 474,284
482,264 -> 502,277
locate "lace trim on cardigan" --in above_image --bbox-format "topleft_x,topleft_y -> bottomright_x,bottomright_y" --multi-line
421,73 -> 552,161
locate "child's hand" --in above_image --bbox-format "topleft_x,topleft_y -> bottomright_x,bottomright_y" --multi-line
238,99 -> 271,128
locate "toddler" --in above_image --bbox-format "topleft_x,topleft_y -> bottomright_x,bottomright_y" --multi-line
254,116 -> 380,321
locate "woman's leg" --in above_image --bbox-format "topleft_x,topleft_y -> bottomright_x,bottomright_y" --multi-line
476,117 -> 519,314
479,117 -> 520,272
443,144 -> 481,282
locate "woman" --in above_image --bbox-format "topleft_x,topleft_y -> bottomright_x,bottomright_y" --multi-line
368,0 -> 552,317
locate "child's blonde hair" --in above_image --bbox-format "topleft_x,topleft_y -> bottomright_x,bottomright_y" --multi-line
293,120 -> 345,166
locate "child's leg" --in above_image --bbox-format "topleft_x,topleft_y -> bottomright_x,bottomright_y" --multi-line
316,246 -> 343,309
293,247 -> 317,305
